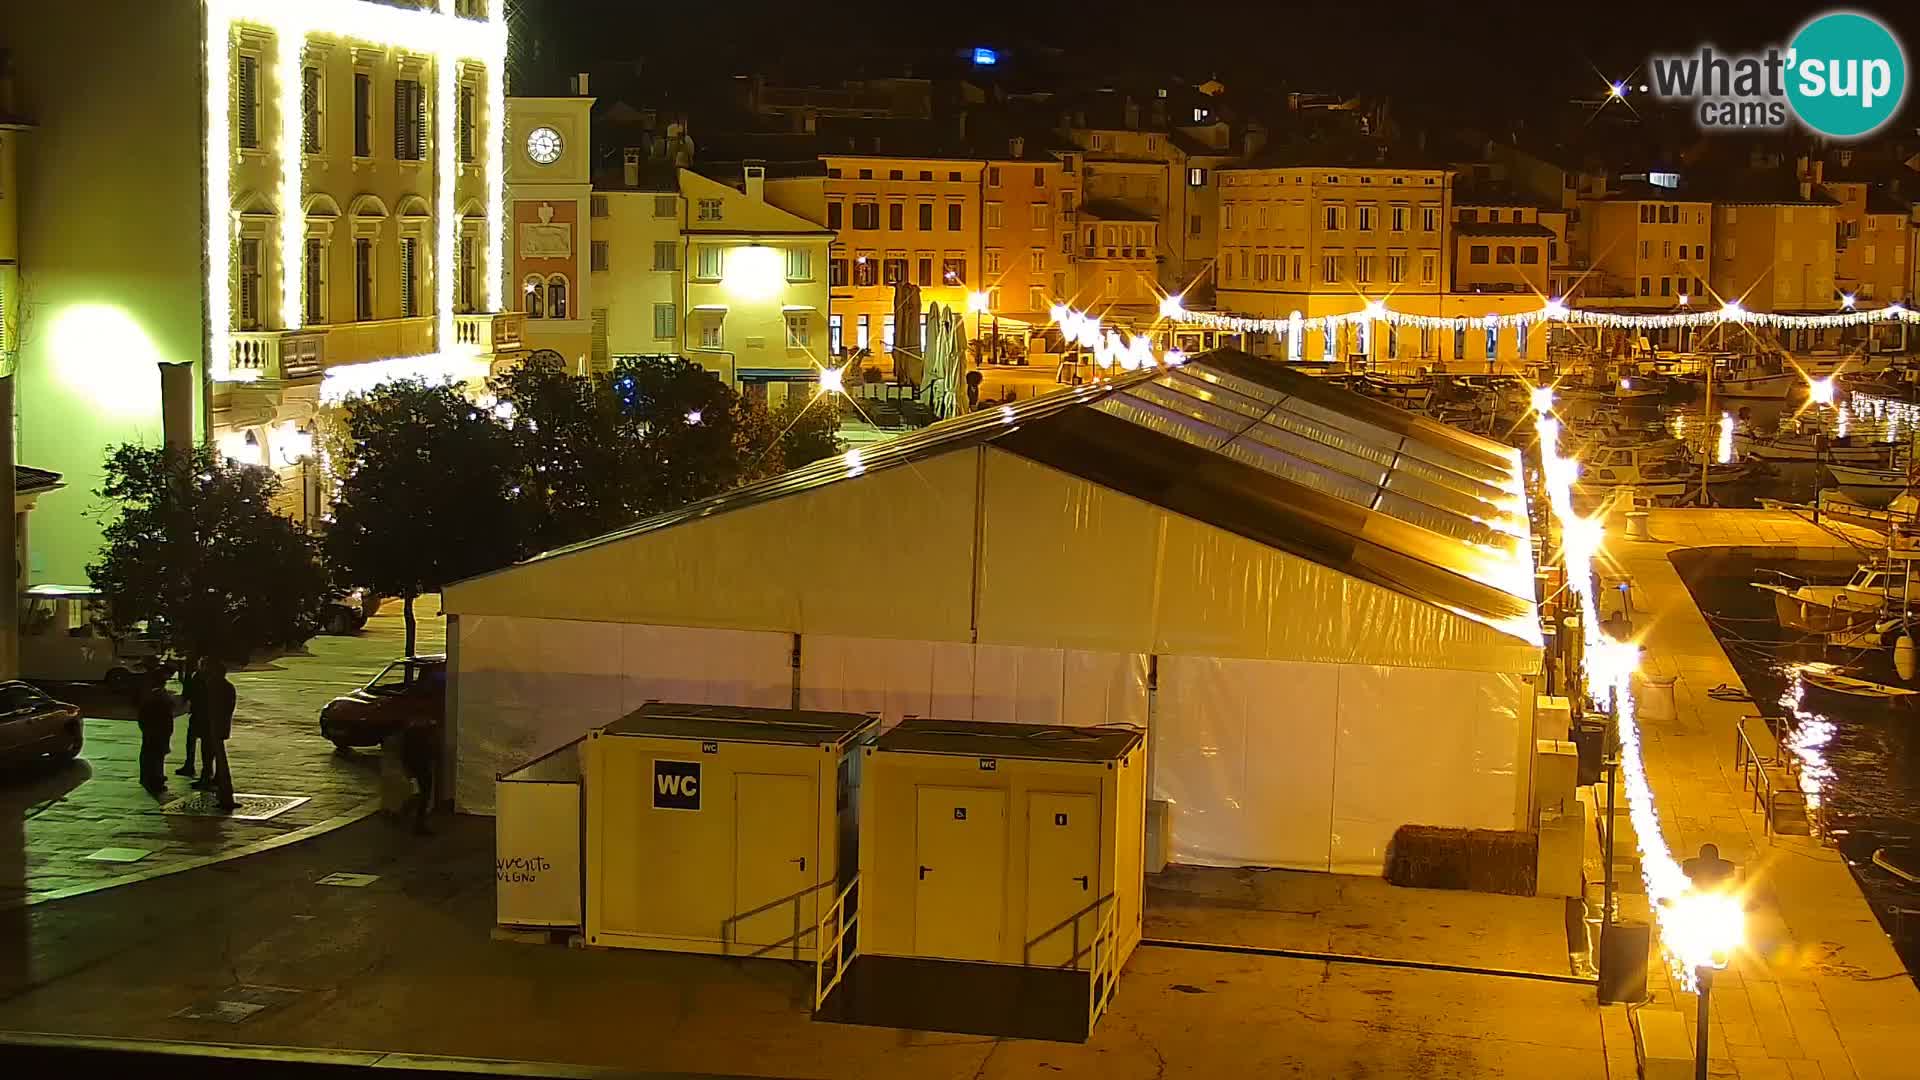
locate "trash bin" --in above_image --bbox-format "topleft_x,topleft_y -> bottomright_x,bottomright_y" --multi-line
1633,673 -> 1678,723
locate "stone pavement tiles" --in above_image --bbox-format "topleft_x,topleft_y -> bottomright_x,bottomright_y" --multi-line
1608,508 -> 1920,1080
0,609 -> 445,908
0,815 -> 1609,1080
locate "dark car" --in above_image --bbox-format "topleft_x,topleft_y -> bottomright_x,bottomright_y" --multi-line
0,680 -> 84,769
319,655 -> 445,750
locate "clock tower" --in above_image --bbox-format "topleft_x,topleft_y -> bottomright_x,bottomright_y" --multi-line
506,94 -> 595,370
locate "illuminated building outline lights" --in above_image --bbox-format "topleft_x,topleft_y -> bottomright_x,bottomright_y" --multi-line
205,0 -> 509,383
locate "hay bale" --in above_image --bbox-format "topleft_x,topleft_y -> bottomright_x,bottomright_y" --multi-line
1386,825 -> 1538,896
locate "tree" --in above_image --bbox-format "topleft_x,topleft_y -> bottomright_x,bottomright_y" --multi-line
491,354 -> 649,552
88,444 -> 329,665
325,380 -> 523,656
738,393 -> 845,482
612,355 -> 753,513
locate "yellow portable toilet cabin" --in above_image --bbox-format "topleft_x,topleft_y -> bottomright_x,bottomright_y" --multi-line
816,719 -> 1145,1042
582,702 -> 876,960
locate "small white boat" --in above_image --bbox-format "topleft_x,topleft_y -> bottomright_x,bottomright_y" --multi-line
1825,463 -> 1908,506
1796,662 -> 1919,702
1873,847 -> 1920,884
1737,433 -> 1896,465
1574,440 -> 1746,502
1360,375 -> 1433,408
1753,563 -> 1920,633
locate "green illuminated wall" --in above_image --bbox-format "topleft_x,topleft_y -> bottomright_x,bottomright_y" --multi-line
11,0 -> 207,584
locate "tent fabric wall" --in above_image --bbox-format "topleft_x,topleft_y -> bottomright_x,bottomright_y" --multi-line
979,451 -> 1539,675
1154,655 -> 1531,873
442,450 -> 979,644
453,615 -> 791,812
797,633 -> 1149,731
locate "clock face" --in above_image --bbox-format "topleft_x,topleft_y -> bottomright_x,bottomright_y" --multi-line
526,126 -> 563,165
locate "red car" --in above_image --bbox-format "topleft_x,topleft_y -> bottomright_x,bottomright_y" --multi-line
0,680 -> 84,768
318,655 -> 445,750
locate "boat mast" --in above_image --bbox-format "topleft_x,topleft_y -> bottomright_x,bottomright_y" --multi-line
1700,354 -> 1714,506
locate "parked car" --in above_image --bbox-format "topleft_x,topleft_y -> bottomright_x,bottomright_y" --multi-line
0,680 -> 83,769
19,584 -> 161,690
319,655 -> 445,750
319,589 -> 376,636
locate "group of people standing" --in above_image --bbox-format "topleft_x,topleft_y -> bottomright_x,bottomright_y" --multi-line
135,657 -> 238,809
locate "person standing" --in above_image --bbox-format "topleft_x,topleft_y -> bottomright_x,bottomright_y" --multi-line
135,672 -> 175,795
176,662 -> 203,779
400,712 -> 439,835
197,658 -> 239,810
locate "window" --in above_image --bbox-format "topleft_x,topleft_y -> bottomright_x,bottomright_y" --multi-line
1188,167 -> 1207,187
829,313 -> 843,354
917,256 -> 933,285
786,248 -> 813,281
303,239 -> 328,323
1321,254 -> 1339,282
353,72 -> 372,157
1520,247 -> 1539,265
696,244 -> 723,280
854,254 -> 876,287
1638,240 -> 1650,259
394,78 -> 426,161
1723,207 -> 1738,224
1390,205 -> 1406,232
827,167 -> 841,179
699,317 -> 722,349
653,241 -> 676,271
827,202 -> 843,230
1357,205 -> 1374,231
883,315 -> 895,349
1517,322 -> 1529,356
943,257 -> 966,285
1694,277 -> 1705,295
301,65 -> 322,154
1496,246 -> 1515,264
1030,286 -> 1046,310
985,249 -> 1003,274
1639,276 -> 1651,296
1033,203 -> 1050,229
829,258 -> 848,286
1325,204 -> 1345,231
852,202 -> 879,230
1484,324 -> 1497,360
1030,248 -> 1045,272
889,169 -> 903,181
1090,133 -> 1106,150
1640,205 -> 1654,224
1190,214 -> 1201,236
1421,253 -> 1436,283
987,166 -> 1001,188
237,237 -> 261,329
785,313 -> 809,348
590,195 -> 608,218
856,314 -> 869,350
1355,254 -> 1373,282
654,195 -> 677,219
590,240 -> 609,273
1255,253 -> 1269,282
1422,206 -> 1438,232
883,255 -> 907,284
1662,240 -> 1672,258
985,202 -> 1003,229
1470,246 -> 1490,264
355,239 -> 375,320
400,237 -> 422,317
858,169 -> 873,180
523,275 -> 544,318
919,203 -> 934,230
236,54 -> 260,149
1453,325 -> 1466,358
1660,276 -> 1672,296
458,82 -> 476,163
697,198 -> 723,222
1694,244 -> 1705,260
888,202 -> 904,230
1388,254 -> 1405,283
919,170 -> 933,181
948,171 -> 962,181
948,203 -> 962,230
653,302 -> 676,340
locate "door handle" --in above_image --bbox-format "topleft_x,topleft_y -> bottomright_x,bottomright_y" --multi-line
919,865 -> 932,880
1074,875 -> 1089,891
792,857 -> 806,872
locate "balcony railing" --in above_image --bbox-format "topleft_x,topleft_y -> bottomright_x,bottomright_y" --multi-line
229,330 -> 327,380
455,311 -> 525,353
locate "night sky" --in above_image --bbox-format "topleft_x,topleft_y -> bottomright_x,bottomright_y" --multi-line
523,0 -> 1920,129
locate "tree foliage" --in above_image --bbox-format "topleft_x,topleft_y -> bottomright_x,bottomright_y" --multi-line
324,379 -> 523,655
737,393 -> 845,482
87,444 -> 329,664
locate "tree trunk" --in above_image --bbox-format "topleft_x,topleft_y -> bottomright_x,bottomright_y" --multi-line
403,592 -> 417,658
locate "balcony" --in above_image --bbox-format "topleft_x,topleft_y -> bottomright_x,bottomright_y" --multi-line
229,330 -> 327,381
455,311 -> 525,353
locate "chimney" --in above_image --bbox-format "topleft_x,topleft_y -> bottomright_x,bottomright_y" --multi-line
1009,136 -> 1024,159
744,161 -> 766,203
623,148 -> 641,188
571,71 -> 591,96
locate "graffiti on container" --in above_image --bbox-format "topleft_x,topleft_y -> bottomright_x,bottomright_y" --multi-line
496,854 -> 553,884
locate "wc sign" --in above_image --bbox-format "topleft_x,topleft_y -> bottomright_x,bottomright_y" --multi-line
652,760 -> 701,811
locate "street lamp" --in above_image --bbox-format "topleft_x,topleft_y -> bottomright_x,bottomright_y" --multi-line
967,291 -> 992,366
1670,847 -> 1745,1080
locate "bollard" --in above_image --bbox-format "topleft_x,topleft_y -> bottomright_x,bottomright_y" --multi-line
1625,510 -> 1651,540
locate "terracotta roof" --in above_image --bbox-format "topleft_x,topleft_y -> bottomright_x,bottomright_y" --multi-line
1455,221 -> 1557,239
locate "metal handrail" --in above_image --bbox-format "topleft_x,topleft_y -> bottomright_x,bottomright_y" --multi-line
813,876 -> 859,1011
1733,717 -> 1808,839
1086,903 -> 1120,1036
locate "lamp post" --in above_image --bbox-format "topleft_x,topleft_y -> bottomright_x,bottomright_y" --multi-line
967,291 -> 990,368
1674,846 -> 1742,1080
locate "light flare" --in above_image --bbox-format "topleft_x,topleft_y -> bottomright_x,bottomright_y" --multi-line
1718,412 -> 1734,465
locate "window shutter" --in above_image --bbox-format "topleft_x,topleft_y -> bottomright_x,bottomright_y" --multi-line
415,81 -> 428,161
400,239 -> 415,317
237,55 -> 258,148
353,73 -> 371,156
301,67 -> 320,153
394,83 -> 407,159
459,84 -> 475,162
590,309 -> 610,371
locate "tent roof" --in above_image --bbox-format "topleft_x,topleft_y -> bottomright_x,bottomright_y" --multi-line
470,349 -> 1538,643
